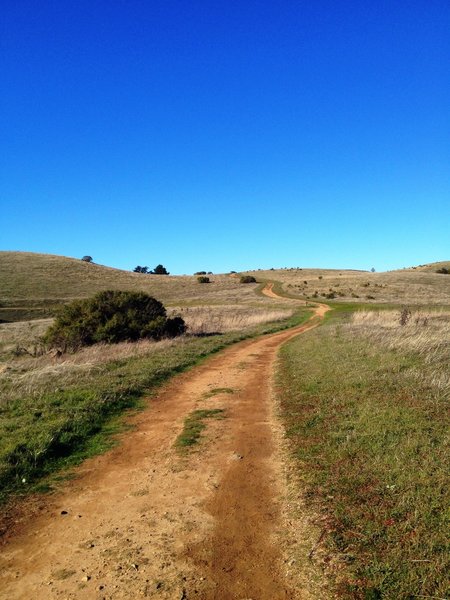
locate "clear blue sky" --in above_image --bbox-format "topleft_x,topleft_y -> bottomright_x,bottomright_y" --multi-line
2,1 -> 449,274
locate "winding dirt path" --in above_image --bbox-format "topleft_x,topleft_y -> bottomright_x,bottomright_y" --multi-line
0,285 -> 329,600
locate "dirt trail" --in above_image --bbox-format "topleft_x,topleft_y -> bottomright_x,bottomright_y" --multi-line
0,284 -> 329,600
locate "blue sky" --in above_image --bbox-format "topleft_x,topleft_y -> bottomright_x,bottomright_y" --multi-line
2,0 -> 449,274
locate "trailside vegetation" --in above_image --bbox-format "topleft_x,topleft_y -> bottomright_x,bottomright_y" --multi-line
44,290 -> 186,351
240,275 -> 257,283
277,308 -> 449,599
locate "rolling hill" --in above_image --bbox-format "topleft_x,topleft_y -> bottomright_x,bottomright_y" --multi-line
0,251 -> 449,322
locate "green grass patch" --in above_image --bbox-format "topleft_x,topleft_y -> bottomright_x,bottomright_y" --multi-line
277,315 -> 449,599
175,408 -> 225,450
202,387 -> 235,399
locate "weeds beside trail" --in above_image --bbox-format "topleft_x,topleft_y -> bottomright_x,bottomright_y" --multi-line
0,309 -> 310,505
277,308 -> 449,599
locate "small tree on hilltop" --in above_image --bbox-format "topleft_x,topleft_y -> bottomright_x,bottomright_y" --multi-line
134,266 -> 149,273
81,256 -> 93,263
152,264 -> 169,275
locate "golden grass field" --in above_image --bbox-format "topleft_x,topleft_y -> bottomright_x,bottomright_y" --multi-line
1,253 -> 449,325
248,263 -> 450,305
0,252 -> 274,321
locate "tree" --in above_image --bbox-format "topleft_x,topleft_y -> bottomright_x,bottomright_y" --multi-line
240,275 -> 257,283
81,256 -> 93,263
152,264 -> 169,275
197,276 -> 210,283
133,266 -> 149,273
44,290 -> 186,351
371,267 -> 376,273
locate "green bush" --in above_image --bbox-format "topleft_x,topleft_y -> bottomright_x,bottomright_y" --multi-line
240,275 -> 256,283
197,276 -> 210,283
436,267 -> 449,274
151,264 -> 169,275
44,290 -> 186,351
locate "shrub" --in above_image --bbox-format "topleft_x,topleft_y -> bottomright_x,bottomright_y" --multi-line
133,266 -> 149,273
151,264 -> 169,275
44,290 -> 185,351
197,276 -> 210,283
81,255 -> 93,263
194,271 -> 207,275
436,267 -> 449,274
240,275 -> 256,283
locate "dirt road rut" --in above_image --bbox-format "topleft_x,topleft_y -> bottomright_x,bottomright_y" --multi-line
0,285 -> 329,599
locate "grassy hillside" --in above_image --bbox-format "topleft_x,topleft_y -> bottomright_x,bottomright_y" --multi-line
1,252 -> 449,322
248,265 -> 450,305
0,252 -> 270,321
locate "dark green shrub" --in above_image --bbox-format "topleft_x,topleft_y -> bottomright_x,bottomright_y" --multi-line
81,255 -> 93,262
240,275 -> 256,283
194,271 -> 207,275
436,267 -> 449,274
197,276 -> 210,283
44,290 -> 185,351
151,264 -> 169,275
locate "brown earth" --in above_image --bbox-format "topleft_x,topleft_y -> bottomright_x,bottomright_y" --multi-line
0,285 -> 330,600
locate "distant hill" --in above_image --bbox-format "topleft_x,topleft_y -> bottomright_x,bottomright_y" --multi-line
400,261 -> 450,273
0,252 -> 255,321
0,252 -> 449,322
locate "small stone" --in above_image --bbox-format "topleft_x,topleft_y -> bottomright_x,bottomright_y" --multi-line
60,510 -> 68,515
81,575 -> 91,582
131,563 -> 139,570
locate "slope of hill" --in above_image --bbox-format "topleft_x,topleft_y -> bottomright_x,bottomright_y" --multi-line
0,252 -> 263,321
1,252 -> 449,322
247,264 -> 450,306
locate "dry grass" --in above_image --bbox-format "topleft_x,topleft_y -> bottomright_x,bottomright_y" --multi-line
171,305 -> 294,334
247,267 -> 450,305
350,308 -> 450,353
0,252 -> 272,321
0,337 -> 181,408
0,319 -> 51,356
349,309 -> 450,398
0,305 -> 295,407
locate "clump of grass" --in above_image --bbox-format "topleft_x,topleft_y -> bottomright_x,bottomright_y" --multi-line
277,309 -> 449,599
203,387 -> 235,399
175,409 -> 225,450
